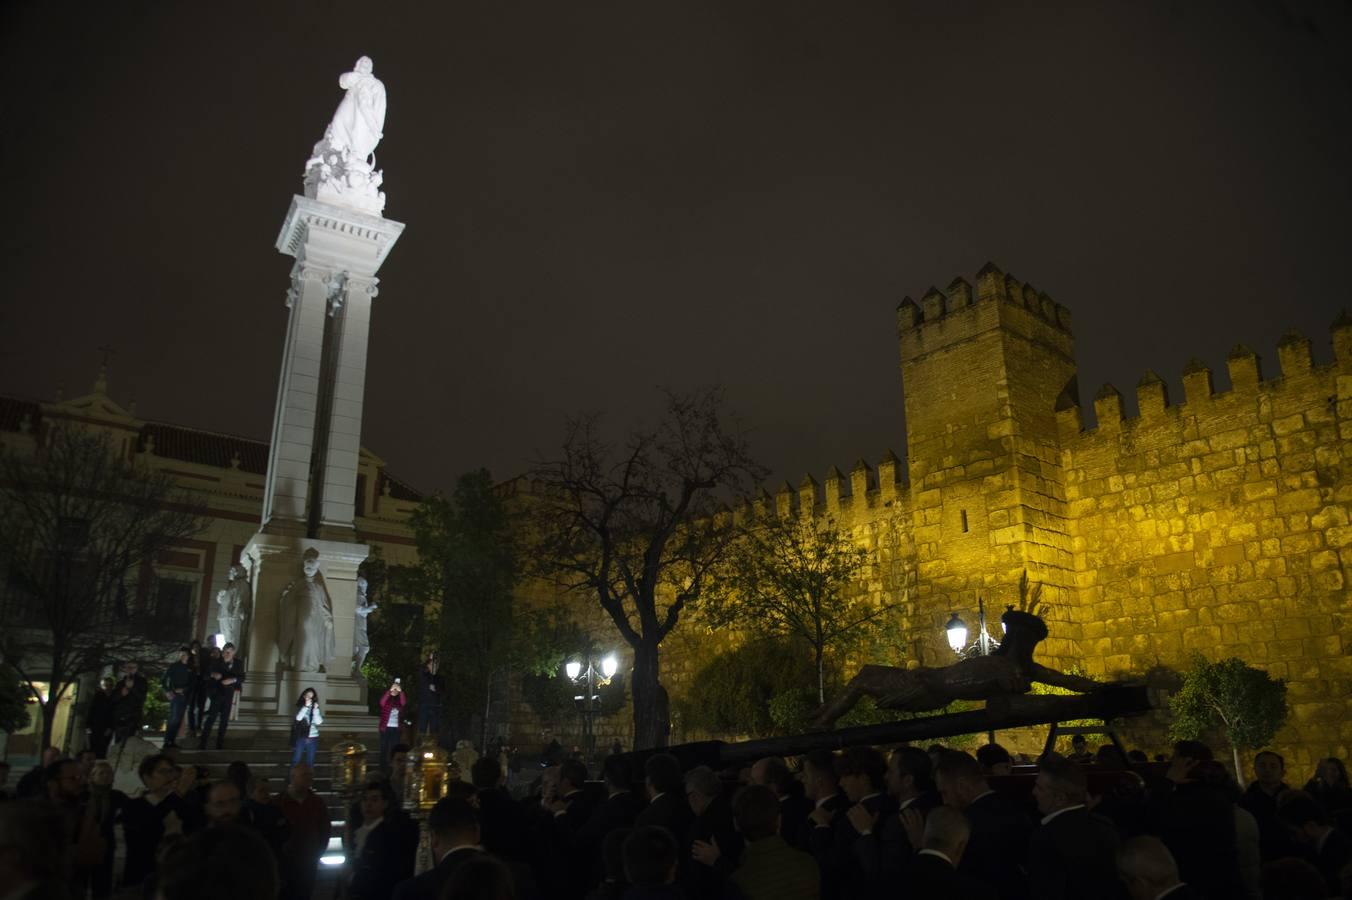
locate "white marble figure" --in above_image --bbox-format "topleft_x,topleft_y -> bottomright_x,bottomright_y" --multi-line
277,548 -> 337,673
304,56 -> 388,215
353,575 -> 378,676
215,564 -> 252,650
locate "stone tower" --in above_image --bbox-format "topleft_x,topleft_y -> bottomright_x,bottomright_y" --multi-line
897,263 -> 1081,657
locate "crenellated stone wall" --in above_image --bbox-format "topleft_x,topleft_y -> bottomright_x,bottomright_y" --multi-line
504,267 -> 1352,768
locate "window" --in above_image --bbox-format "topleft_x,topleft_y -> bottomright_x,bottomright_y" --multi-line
960,509 -> 969,533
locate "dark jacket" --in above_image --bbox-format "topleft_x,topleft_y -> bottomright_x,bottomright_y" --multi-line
1026,806 -> 1123,900
1237,781 -> 1295,861
207,657 -> 245,700
684,794 -> 743,896
474,787 -> 531,861
853,791 -> 941,895
635,791 -> 694,842
417,667 -> 444,707
391,846 -> 536,900
1315,828 -> 1352,895
810,792 -> 886,900
162,661 -> 193,695
902,851 -> 998,900
112,674 -> 148,728
1145,779 -> 1244,900
961,790 -> 1032,900
350,811 -> 419,900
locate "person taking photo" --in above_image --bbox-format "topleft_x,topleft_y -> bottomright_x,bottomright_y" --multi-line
292,688 -> 324,767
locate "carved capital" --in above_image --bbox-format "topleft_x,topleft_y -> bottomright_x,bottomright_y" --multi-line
324,269 -> 350,317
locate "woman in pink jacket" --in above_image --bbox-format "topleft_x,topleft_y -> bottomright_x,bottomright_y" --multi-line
377,679 -> 405,770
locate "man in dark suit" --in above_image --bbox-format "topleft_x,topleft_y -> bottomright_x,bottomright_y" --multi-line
1116,835 -> 1198,900
796,750 -> 849,850
1027,754 -> 1122,900
469,756 -> 528,862
684,764 -> 742,894
751,756 -> 812,840
810,746 -> 888,899
901,805 -> 997,900
1278,789 -> 1352,895
853,746 -> 941,895
577,754 -> 644,852
635,753 -> 694,840
934,750 -> 1031,900
543,758 -> 602,897
1143,743 -> 1244,899
348,782 -> 419,900
390,798 -> 536,900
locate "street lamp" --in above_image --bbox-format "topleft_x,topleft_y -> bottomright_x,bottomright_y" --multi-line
566,650 -> 618,757
945,597 -> 999,743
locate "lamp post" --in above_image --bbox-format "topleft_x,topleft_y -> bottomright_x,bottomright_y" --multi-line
566,651 -> 618,758
945,597 -> 999,744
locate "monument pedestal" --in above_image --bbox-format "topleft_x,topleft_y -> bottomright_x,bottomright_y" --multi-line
231,533 -> 378,742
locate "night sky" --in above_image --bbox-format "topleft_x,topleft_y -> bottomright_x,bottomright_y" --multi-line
2,2 -> 1349,495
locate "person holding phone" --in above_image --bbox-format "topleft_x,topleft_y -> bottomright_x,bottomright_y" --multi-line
292,688 -> 324,767
378,679 -> 406,771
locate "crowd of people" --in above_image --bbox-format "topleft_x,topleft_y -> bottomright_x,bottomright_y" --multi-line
4,732 -> 1352,900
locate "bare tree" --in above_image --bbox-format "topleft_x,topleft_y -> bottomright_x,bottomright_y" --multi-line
531,388 -> 766,749
0,426 -> 203,747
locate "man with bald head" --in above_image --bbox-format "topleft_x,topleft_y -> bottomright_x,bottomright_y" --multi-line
902,805 -> 997,899
750,757 -> 811,841
1117,836 -> 1197,900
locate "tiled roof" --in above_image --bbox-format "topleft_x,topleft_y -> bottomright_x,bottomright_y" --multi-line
141,422 -> 270,475
382,471 -> 423,502
0,393 -> 424,502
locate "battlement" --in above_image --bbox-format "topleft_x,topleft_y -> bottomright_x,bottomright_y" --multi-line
896,262 -> 1074,338
755,450 -> 910,521
1057,314 -> 1352,438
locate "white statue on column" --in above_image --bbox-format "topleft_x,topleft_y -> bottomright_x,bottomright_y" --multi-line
215,564 -> 252,650
277,548 -> 337,672
353,575 -> 378,676
304,55 -> 388,215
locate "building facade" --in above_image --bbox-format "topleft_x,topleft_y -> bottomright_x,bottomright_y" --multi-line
0,370 -> 422,758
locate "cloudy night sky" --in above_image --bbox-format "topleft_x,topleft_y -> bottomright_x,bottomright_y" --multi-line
1,1 -> 1349,494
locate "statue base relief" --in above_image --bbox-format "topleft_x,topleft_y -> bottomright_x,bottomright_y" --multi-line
224,532 -> 379,746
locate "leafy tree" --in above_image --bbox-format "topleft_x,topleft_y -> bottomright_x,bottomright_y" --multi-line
531,388 -> 766,749
0,663 -> 30,734
1169,654 -> 1289,782
393,470 -> 560,750
0,427 -> 203,747
705,512 -> 898,704
673,636 -> 817,738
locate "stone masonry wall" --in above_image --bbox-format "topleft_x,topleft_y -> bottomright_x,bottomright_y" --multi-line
502,269 -> 1352,770
1057,326 -> 1352,767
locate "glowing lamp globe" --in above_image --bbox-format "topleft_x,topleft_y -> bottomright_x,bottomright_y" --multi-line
945,613 -> 968,653
565,660 -> 582,680
601,654 -> 619,679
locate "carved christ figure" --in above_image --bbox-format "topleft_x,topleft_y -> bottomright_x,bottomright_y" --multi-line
324,56 -> 386,165
813,609 -> 1104,728
277,549 -> 337,673
352,575 -> 378,676
215,564 -> 252,651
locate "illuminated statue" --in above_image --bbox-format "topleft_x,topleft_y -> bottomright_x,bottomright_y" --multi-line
324,56 -> 386,165
215,564 -> 252,650
813,607 -> 1104,728
304,56 -> 388,214
352,575 -> 378,676
277,548 -> 336,673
